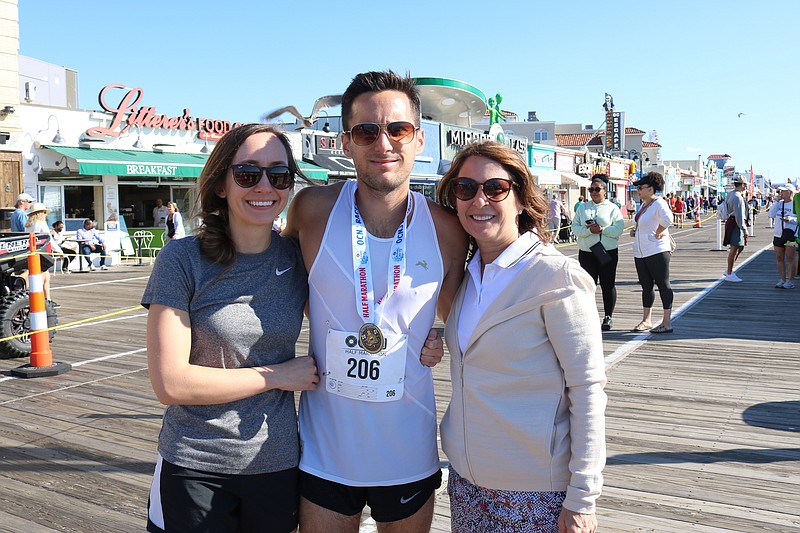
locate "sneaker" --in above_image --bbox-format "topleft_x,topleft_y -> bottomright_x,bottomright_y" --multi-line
101,265 -> 109,270
724,272 -> 742,282
776,280 -> 786,288
51,301 -> 62,309
601,316 -> 613,331
783,281 -> 795,289
89,265 -> 96,271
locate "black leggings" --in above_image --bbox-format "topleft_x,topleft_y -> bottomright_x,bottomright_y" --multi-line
578,248 -> 618,316
634,252 -> 673,309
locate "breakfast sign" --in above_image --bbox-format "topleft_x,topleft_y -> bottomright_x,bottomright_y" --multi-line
85,84 -> 245,141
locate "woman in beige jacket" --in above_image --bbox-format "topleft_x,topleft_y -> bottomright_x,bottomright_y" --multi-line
437,141 -> 607,533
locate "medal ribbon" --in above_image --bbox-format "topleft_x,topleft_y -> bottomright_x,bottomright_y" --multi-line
351,188 -> 411,325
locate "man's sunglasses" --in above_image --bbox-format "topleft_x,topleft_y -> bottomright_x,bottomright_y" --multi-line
343,121 -> 418,146
230,164 -> 295,190
453,178 -> 515,202
588,186 -> 604,193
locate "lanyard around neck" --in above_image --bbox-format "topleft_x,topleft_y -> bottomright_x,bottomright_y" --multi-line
351,188 -> 412,325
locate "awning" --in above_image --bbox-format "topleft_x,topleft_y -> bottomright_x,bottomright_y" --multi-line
298,161 -> 329,184
42,145 -> 208,178
560,172 -> 591,187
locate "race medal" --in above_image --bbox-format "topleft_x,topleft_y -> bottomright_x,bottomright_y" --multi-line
359,323 -> 384,354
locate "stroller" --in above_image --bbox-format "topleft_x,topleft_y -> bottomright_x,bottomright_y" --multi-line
557,213 -> 575,243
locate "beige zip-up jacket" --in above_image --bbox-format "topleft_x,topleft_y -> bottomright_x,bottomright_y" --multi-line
441,243 -> 607,514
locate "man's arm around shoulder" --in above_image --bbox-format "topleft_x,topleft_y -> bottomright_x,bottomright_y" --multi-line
427,199 -> 468,322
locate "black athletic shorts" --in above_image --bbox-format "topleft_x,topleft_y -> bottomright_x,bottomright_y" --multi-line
147,455 -> 299,533
773,233 -> 798,248
299,469 -> 442,523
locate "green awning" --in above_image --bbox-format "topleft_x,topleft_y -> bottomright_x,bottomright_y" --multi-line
298,160 -> 329,184
42,145 -> 208,178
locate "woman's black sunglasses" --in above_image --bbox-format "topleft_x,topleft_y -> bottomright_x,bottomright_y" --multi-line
588,186 -> 604,193
453,178 -> 515,202
343,121 -> 418,146
230,164 -> 295,190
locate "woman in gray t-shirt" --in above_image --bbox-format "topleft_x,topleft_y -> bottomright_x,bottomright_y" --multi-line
141,124 -> 319,533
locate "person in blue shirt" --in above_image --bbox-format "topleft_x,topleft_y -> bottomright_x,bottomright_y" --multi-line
11,193 -> 34,232
75,218 -> 110,271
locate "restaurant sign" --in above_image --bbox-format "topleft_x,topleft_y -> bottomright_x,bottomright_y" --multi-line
85,84 -> 246,141
442,125 -> 527,160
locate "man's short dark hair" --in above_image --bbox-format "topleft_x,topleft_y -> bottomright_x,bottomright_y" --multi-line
341,70 -> 421,130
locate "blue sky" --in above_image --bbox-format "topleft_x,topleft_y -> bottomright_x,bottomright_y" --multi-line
18,0 -> 800,182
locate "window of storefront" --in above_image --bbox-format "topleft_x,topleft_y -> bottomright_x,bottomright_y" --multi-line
118,184 -> 171,228
118,183 -> 195,231
39,182 -> 104,231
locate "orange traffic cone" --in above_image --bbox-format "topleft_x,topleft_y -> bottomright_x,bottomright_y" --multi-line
11,233 -> 71,378
693,210 -> 702,228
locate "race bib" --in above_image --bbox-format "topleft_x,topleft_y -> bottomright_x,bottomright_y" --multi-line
325,328 -> 407,402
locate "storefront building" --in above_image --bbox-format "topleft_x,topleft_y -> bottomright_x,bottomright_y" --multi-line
19,83 -> 231,233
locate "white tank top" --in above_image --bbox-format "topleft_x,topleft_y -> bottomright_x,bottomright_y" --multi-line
299,179 -> 444,486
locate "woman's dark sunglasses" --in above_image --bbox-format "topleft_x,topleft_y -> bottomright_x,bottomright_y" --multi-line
344,121 -> 418,146
588,186 -> 604,193
230,164 -> 295,190
453,178 -> 515,202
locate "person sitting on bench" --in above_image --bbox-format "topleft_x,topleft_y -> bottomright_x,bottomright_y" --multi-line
75,218 -> 110,271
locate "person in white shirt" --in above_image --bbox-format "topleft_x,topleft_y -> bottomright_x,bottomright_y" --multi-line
629,172 -> 674,334
283,70 -> 465,533
152,198 -> 169,228
767,185 -> 798,289
24,203 -> 54,301
51,220 -> 79,273
436,140 -> 605,533
164,202 -> 185,242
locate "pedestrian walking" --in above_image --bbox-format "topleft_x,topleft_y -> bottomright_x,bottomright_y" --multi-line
572,174 -> 625,331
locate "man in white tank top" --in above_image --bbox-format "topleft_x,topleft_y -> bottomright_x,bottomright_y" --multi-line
284,71 -> 467,532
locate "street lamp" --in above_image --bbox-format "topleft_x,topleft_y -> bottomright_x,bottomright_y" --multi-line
317,109 -> 331,133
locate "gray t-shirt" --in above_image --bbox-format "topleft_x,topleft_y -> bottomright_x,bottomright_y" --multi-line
725,191 -> 749,228
141,234 -> 308,475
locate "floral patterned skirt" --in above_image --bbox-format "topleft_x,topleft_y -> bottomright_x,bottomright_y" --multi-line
447,466 -> 566,533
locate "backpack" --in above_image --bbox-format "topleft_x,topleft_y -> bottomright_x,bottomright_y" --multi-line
717,197 -> 729,220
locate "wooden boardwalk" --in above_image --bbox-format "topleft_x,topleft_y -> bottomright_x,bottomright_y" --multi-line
0,218 -> 798,532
